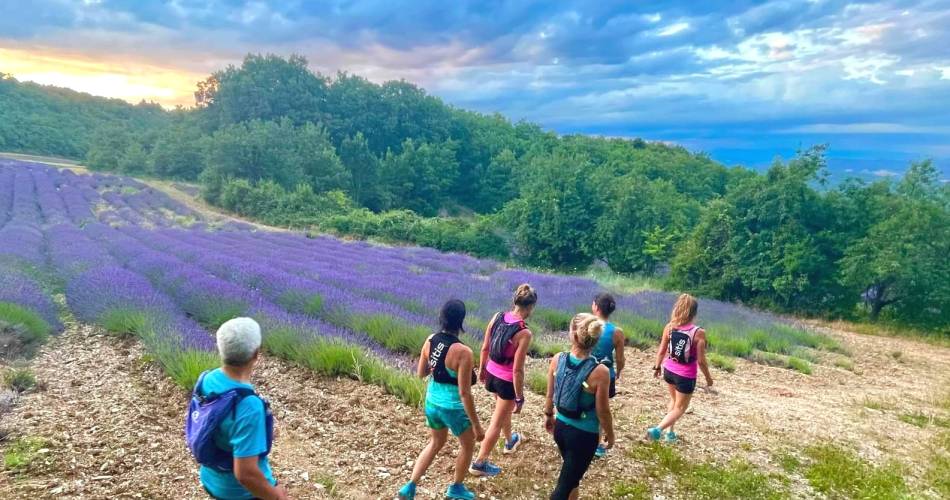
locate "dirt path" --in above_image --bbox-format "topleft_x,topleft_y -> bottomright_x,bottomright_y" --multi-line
2,319 -> 948,499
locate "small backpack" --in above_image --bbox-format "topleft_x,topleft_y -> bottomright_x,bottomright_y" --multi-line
488,312 -> 527,364
185,370 -> 274,472
553,353 -> 598,418
428,332 -> 477,386
667,326 -> 698,364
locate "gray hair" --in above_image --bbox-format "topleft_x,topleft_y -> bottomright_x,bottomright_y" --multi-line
216,317 -> 262,366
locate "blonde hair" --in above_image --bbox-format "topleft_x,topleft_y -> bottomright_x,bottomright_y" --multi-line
669,293 -> 698,328
570,313 -> 603,351
512,283 -> 538,308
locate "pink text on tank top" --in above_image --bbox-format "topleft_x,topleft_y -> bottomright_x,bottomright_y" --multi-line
486,312 -> 523,382
663,324 -> 699,379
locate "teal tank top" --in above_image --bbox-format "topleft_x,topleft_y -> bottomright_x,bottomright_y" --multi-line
426,366 -> 464,410
592,322 -> 616,379
555,354 -> 600,434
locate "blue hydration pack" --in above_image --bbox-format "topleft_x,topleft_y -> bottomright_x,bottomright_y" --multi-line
553,354 -> 598,418
184,370 -> 273,472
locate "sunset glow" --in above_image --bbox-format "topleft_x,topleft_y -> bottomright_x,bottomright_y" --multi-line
0,46 -> 201,107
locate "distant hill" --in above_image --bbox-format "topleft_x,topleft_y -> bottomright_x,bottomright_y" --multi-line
0,73 -> 168,159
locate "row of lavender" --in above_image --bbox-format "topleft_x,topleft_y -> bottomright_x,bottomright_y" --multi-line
0,160 -> 842,396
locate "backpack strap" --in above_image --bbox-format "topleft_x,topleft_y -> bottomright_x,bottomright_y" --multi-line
192,369 -> 213,401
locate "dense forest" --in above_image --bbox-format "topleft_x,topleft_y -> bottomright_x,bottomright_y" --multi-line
0,56 -> 947,332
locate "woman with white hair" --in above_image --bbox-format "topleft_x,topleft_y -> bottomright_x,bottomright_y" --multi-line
187,317 -> 287,500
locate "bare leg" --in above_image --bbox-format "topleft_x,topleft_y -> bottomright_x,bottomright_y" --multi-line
501,406 -> 513,443
477,396 -> 516,461
569,488 -> 580,500
665,383 -> 677,433
658,391 -> 692,431
410,428 -> 448,483
455,427 -> 475,484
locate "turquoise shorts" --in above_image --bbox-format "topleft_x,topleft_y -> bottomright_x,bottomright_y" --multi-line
425,403 -> 471,436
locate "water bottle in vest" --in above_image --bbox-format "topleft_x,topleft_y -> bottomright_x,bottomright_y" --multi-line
553,354 -> 598,418
667,327 -> 697,364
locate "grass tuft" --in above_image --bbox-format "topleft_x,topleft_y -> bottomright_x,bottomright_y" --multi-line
610,479 -> 651,499
100,308 -> 151,337
527,367 -> 547,396
627,443 -> 785,499
786,356 -> 812,375
707,352 -> 736,372
0,302 -> 52,344
3,436 -> 48,473
2,368 -> 36,392
532,308 -> 574,333
802,444 -> 907,499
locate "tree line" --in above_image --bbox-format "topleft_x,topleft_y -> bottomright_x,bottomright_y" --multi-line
0,55 -> 946,333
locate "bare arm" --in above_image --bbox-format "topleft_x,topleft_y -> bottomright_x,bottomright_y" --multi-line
478,314 -> 497,382
416,334 -> 433,379
454,345 -> 484,439
653,325 -> 671,376
543,353 -> 558,433
695,329 -> 713,386
592,365 -> 614,449
234,457 -> 286,500
511,330 -> 532,404
613,327 -> 626,379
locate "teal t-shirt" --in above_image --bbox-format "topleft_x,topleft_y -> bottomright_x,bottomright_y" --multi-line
426,366 -> 464,410
555,354 -> 600,434
198,369 -> 275,500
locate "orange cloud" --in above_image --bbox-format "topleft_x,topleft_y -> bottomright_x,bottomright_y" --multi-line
0,44 -> 204,108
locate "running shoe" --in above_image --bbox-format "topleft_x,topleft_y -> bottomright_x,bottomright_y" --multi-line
446,482 -> 476,500
646,426 -> 663,441
594,444 -> 607,458
665,431 -> 678,444
469,460 -> 502,477
397,481 -> 416,500
503,432 -> 522,454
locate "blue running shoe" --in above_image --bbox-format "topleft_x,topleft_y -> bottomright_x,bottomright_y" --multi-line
503,432 -> 522,454
666,431 -> 678,444
594,444 -> 607,458
468,459 -> 502,477
646,427 -> 662,441
446,482 -> 476,500
397,481 -> 416,500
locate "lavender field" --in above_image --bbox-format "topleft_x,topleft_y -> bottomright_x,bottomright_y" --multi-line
0,159 -> 844,405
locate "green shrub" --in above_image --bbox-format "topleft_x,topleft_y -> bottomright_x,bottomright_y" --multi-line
530,336 -> 569,357
159,348 -> 220,388
833,357 -> 854,371
707,353 -> 736,373
0,302 -> 51,344
803,444 -> 907,499
276,291 -> 324,316
2,368 -> 36,392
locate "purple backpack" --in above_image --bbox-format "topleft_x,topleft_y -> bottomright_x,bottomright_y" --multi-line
185,370 -> 273,472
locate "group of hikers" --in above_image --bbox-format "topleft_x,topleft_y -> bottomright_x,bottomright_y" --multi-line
185,284 -> 714,500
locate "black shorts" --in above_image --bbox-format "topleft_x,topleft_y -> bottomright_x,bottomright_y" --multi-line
609,377 -> 616,399
663,368 -> 696,394
485,372 -> 516,401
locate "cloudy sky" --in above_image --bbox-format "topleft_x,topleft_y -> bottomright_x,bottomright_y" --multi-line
1,0 -> 948,176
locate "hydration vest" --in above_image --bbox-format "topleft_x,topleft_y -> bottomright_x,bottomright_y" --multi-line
428,331 -> 477,386
488,312 -> 527,364
553,353 -> 598,419
667,326 -> 699,364
185,370 -> 274,472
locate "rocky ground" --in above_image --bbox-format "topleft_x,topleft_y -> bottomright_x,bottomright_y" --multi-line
1,317 -> 947,499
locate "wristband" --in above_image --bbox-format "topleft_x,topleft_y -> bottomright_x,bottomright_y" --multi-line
515,397 -> 525,408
